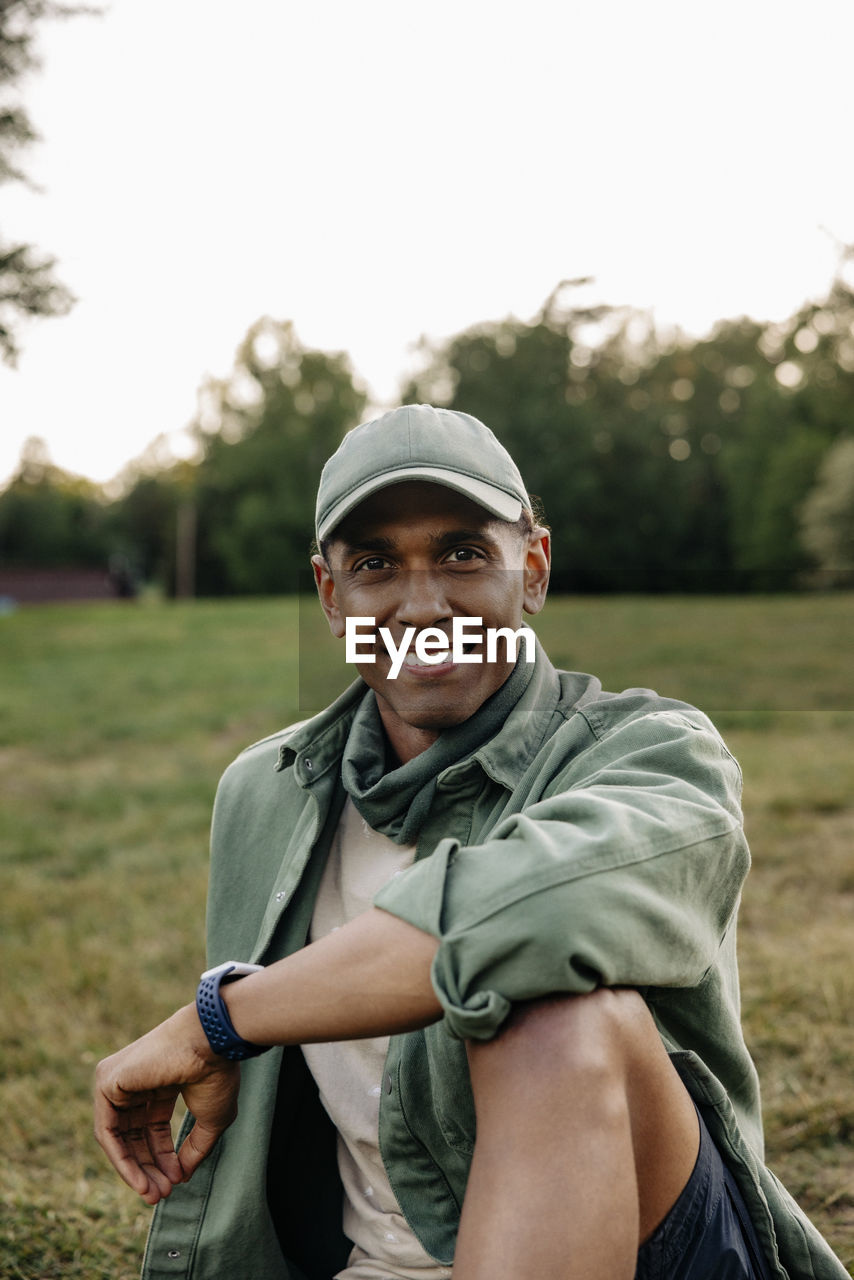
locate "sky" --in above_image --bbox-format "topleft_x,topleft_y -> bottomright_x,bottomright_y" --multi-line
2,0 -> 853,487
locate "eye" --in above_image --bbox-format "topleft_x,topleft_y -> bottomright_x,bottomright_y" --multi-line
354,555 -> 393,572
444,546 -> 484,564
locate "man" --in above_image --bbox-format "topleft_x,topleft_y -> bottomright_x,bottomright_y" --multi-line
95,404 -> 847,1280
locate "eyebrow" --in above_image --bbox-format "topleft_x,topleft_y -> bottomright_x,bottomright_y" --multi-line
336,534 -> 397,556
429,527 -> 503,551
337,526 -> 504,557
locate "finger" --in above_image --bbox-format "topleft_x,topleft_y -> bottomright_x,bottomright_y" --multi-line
143,1095 -> 184,1183
120,1100 -> 160,1173
94,1086 -> 155,1199
94,1081 -> 182,1204
177,1061 -> 241,1178
118,1102 -> 178,1204
177,1117 -> 226,1180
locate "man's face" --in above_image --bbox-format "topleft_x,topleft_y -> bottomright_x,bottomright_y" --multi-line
312,481 -> 550,763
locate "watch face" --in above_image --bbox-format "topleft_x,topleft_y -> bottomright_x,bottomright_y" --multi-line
200,961 -> 264,981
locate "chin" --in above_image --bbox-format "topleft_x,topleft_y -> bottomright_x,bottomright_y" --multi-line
392,691 -> 488,732
410,708 -> 473,731
372,670 -> 511,737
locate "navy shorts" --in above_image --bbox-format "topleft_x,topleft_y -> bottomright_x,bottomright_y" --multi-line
635,1107 -> 773,1280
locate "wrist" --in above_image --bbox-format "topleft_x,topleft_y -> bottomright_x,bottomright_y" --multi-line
166,1001 -> 221,1068
195,961 -> 271,1062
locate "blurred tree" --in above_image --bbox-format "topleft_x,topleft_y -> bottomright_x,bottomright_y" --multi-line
8,270 -> 853,596
0,435 -> 111,563
189,318 -> 367,595
107,468 -> 180,590
105,321 -> 367,595
404,284 -> 733,591
800,435 -> 854,586
405,264 -> 854,592
0,0 -> 89,363
708,259 -> 854,586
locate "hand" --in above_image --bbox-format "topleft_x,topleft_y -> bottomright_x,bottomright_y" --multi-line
94,1003 -> 241,1205
93,911 -> 440,1205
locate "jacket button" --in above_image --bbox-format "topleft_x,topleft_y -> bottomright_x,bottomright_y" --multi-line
384,1072 -> 392,1095
167,1249 -> 181,1259
275,891 -> 286,902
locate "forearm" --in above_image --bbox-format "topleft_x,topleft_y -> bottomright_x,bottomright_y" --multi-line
220,906 -> 442,1046
95,907 -> 440,1202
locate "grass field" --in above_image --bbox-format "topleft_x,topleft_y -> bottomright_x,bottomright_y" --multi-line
1,593 -> 852,1277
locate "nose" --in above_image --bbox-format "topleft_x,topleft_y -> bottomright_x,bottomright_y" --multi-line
394,570 -> 453,631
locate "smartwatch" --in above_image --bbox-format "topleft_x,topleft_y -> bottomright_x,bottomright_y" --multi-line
196,961 -> 270,1061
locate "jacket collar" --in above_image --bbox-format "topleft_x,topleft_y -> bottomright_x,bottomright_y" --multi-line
277,638 -> 582,795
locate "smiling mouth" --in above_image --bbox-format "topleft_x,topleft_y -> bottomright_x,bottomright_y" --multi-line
398,639 -> 482,671
401,652 -> 453,670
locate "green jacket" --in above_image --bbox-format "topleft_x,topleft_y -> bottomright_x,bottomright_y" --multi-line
143,649 -> 847,1280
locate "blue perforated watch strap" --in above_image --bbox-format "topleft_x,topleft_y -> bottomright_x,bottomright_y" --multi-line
195,964 -> 270,1061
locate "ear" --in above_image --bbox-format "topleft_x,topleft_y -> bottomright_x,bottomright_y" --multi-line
311,553 -> 346,639
522,528 -> 551,616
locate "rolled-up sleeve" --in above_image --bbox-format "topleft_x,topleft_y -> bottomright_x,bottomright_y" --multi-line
374,708 -> 749,1040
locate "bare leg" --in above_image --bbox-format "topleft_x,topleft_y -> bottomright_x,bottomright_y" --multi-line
453,989 -> 700,1280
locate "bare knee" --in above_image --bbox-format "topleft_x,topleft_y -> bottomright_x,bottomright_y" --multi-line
466,988 -> 700,1247
509,986 -> 649,1048
464,989 -> 651,1192
468,987 -> 652,1096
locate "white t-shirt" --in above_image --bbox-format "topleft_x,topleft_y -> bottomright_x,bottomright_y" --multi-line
301,797 -> 453,1280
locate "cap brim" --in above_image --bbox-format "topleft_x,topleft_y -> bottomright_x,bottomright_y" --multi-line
316,466 -> 524,542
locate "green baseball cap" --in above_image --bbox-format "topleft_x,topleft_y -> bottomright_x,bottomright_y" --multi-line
315,404 -> 531,543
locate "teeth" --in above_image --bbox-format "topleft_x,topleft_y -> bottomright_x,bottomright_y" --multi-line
403,652 -> 450,666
